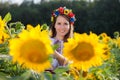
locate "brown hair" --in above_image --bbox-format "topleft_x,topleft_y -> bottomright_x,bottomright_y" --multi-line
50,14 -> 74,42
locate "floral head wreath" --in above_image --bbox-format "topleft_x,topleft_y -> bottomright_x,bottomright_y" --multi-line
51,7 -> 76,25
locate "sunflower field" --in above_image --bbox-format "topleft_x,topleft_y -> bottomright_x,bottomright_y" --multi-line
0,13 -> 120,80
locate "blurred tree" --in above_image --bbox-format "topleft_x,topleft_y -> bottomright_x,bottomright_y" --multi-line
41,0 -> 46,3
86,0 -> 120,37
0,0 -> 120,37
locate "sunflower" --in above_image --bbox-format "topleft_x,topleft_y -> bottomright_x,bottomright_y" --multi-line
102,45 -> 111,60
26,24 -> 34,30
9,24 -> 53,72
99,33 -> 111,44
69,67 -> 80,80
85,73 -> 96,80
116,37 -> 120,47
0,16 -> 5,30
0,31 -> 10,44
63,32 -> 106,71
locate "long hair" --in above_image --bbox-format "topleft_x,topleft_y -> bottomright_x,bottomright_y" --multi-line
50,14 -> 74,42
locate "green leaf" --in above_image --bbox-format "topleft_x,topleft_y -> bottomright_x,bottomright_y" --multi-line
10,28 -> 15,34
52,44 -> 59,51
9,71 -> 32,80
0,72 -> 9,80
3,12 -> 11,23
44,71 -> 53,80
41,24 -> 49,31
15,22 -> 25,30
54,66 -> 69,74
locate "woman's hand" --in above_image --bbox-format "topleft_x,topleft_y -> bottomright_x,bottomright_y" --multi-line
53,50 -> 68,66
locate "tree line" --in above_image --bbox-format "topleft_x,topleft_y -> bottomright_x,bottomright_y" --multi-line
0,0 -> 120,37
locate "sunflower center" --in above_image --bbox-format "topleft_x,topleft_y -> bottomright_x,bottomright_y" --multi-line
20,39 -> 49,64
73,42 -> 94,61
27,51 -> 48,63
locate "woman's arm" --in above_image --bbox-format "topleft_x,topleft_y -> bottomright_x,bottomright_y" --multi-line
54,50 -> 68,66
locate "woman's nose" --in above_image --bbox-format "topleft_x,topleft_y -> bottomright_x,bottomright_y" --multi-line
60,24 -> 65,28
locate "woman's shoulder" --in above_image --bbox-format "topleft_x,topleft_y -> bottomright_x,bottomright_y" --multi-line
50,38 -> 56,44
50,37 -> 55,42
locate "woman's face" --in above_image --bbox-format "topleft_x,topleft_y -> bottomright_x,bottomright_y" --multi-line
55,15 -> 70,38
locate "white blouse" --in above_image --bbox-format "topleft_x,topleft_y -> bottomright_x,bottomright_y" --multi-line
51,38 -> 64,69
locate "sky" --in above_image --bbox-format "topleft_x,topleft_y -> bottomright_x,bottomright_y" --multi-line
1,0 -> 94,5
0,0 -> 41,5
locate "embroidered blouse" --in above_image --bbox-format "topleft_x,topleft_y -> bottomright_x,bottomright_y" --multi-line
51,38 -> 64,69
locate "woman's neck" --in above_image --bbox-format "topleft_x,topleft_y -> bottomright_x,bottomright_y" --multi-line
55,35 -> 64,41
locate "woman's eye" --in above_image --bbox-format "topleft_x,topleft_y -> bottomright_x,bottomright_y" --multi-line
64,23 -> 68,25
57,23 -> 61,25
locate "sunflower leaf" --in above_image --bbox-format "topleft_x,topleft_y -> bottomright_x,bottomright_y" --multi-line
54,66 -> 69,74
52,44 -> 59,51
0,72 -> 8,80
3,12 -> 11,23
44,71 -> 53,80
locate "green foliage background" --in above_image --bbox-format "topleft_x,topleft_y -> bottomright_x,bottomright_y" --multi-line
0,5 -> 120,80
0,0 -> 120,37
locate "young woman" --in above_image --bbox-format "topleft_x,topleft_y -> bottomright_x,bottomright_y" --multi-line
50,7 -> 76,70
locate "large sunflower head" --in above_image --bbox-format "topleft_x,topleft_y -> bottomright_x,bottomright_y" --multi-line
9,24 -> 53,72
63,32 -> 106,71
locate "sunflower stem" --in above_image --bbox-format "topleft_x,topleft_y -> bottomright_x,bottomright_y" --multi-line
40,73 -> 45,80
5,23 -> 12,38
79,70 -> 84,80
